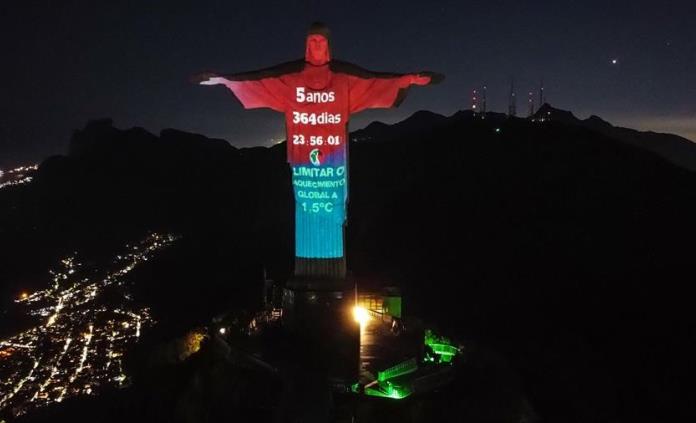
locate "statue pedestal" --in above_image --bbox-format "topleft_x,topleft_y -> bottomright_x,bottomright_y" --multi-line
281,278 -> 359,387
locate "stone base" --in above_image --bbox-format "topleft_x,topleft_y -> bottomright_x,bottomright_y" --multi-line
294,256 -> 346,282
281,283 -> 359,386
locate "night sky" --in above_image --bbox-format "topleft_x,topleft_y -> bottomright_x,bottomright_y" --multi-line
1,0 -> 695,168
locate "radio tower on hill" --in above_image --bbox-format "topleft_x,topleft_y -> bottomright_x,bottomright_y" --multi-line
482,85 -> 487,117
471,89 -> 479,115
539,78 -> 545,107
528,91 -> 535,117
508,78 -> 517,117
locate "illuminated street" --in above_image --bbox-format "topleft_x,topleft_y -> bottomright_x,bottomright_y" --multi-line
356,301 -> 406,384
0,233 -> 177,418
358,310 -> 381,383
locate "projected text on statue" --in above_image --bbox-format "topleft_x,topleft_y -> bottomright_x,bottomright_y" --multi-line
197,22 -> 439,278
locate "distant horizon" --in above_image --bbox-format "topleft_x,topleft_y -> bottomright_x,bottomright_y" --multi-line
2,103 -> 694,170
3,1 -> 694,172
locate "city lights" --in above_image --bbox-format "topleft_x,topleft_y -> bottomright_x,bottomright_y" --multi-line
0,164 -> 38,190
0,233 -> 178,418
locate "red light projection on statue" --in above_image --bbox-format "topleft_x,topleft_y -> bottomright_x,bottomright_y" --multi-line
196,22 -> 442,280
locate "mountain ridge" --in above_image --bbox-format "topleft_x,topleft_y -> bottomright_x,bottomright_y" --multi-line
350,103 -> 696,171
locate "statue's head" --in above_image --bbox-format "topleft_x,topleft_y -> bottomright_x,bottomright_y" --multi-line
305,22 -> 331,66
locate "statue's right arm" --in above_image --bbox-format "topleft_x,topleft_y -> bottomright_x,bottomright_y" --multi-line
192,71 -> 288,111
191,72 -> 224,85
191,60 -> 304,112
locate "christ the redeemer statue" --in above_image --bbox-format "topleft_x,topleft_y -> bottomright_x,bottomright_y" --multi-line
196,22 -> 441,285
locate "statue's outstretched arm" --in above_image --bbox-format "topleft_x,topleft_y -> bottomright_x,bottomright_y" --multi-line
332,61 -> 443,113
192,60 -> 304,112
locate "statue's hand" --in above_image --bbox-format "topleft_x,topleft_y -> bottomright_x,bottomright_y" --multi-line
411,74 -> 432,86
191,72 -> 225,85
200,77 -> 226,86
414,72 -> 445,85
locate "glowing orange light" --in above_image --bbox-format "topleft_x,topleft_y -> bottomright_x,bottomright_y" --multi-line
353,306 -> 370,325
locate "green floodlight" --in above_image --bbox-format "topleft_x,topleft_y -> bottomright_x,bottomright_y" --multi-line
424,329 -> 461,363
364,381 -> 412,400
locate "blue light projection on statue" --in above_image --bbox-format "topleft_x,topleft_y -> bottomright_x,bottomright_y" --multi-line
292,151 -> 347,258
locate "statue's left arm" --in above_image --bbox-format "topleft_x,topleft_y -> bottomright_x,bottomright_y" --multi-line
335,61 -> 443,114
